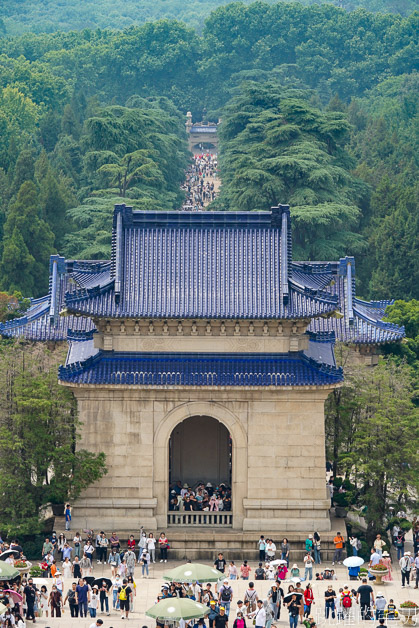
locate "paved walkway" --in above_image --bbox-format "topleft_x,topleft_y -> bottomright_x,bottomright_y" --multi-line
28,557 -> 418,628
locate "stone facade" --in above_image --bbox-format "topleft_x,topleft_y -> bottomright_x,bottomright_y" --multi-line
63,322 -> 334,533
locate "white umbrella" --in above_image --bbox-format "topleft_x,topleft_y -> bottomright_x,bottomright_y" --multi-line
343,557 -> 364,567
289,577 -> 302,583
270,559 -> 288,566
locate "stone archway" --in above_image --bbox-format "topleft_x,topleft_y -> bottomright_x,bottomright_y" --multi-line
154,401 -> 247,529
169,415 -> 231,487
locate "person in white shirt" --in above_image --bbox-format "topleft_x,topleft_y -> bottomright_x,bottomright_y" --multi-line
373,534 -> 386,557
304,553 -> 313,580
249,599 -> 266,628
265,540 -> 276,562
89,620 -> 104,628
399,552 -> 412,587
146,533 -> 156,563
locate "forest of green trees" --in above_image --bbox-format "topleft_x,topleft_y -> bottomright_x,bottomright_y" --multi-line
0,0 -> 416,35
0,0 -> 417,535
0,1 -> 417,300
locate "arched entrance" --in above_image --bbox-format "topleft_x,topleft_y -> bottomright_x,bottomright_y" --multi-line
169,415 -> 232,488
154,401 -> 247,528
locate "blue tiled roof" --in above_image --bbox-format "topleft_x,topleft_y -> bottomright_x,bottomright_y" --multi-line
0,207 -> 405,347
65,205 -> 339,320
293,260 -> 405,345
59,351 -> 343,387
0,257 -> 108,341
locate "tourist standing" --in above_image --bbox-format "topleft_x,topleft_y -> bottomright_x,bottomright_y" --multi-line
73,532 -> 82,559
159,532 -> 169,562
268,583 -> 281,620
23,578 -> 38,623
281,539 -> 290,566
313,533 -> 321,564
140,549 -> 150,577
219,579 -> 234,616
127,575 -> 136,612
303,584 -> 314,618
229,561 -> 238,580
80,553 -> 92,578
265,540 -> 276,562
249,599 -> 266,628
64,503 -> 71,530
111,574 -> 122,610
399,552 -> 412,587
356,578 -> 374,620
215,552 -> 227,574
286,595 -> 301,628
147,533 -> 156,563
64,582 -> 78,617
303,553 -> 313,581
258,536 -> 266,562
381,551 -> 393,581
108,548 -> 121,576
125,547 -> 136,576
374,534 -> 386,557
98,580 -> 110,615
324,585 -> 336,619
332,532 -> 345,565
118,578 -> 132,620
88,585 -> 99,618
240,561 -> 251,580
76,577 -> 90,618
414,551 -> 419,588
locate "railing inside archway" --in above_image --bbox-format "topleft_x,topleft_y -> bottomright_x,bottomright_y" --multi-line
168,415 -> 232,525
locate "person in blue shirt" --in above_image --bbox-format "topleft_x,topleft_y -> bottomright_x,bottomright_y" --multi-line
348,565 -> 360,581
76,577 -> 90,617
65,504 -> 72,531
209,599 -> 220,628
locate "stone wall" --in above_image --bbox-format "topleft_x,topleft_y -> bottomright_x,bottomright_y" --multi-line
66,385 -> 333,533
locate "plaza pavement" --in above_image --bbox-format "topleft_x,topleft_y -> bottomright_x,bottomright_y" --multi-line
30,556 -> 418,628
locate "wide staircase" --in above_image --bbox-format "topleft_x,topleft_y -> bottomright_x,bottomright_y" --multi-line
54,517 -> 342,563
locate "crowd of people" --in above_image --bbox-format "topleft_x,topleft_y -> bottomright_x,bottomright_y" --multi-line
0,520 -> 418,626
181,154 -> 218,210
169,481 -> 232,512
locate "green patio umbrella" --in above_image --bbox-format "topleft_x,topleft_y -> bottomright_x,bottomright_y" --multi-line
0,562 -> 19,580
163,563 -> 224,583
146,597 -> 210,622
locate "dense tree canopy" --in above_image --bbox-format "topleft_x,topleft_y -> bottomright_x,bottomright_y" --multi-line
0,341 -> 107,535
0,0 -> 415,37
214,82 -> 367,260
0,2 -> 415,297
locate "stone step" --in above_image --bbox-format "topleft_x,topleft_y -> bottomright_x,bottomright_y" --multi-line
51,518 -> 343,562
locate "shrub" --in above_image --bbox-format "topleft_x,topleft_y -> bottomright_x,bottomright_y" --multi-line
29,565 -> 43,577
334,493 -> 349,507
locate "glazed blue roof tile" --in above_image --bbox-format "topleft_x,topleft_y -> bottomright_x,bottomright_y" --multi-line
0,257 -> 108,341
65,205 -> 338,320
0,207 -> 405,347
59,351 -> 343,387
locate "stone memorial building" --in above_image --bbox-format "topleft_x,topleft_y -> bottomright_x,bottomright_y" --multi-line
1,204 -> 404,540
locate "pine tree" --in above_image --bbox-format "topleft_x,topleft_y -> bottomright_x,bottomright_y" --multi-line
0,181 -> 55,296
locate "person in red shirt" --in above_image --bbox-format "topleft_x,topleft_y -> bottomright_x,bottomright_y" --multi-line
303,583 -> 314,617
127,535 -> 136,551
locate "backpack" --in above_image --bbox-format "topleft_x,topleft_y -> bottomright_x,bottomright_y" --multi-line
245,589 -> 257,603
119,586 -> 127,601
342,594 -> 352,608
221,586 -> 232,602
